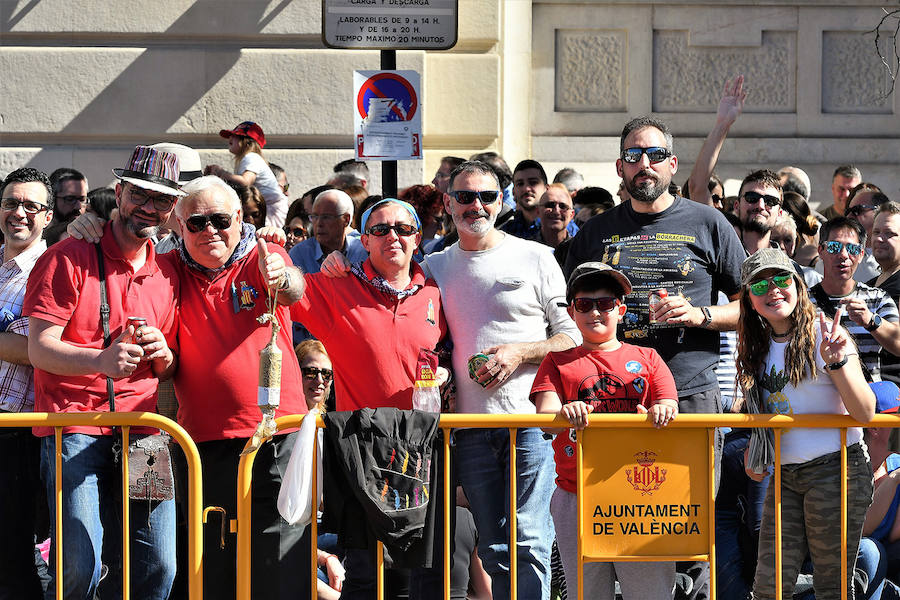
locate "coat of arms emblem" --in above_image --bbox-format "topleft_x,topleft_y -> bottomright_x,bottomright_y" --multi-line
626,450 -> 667,495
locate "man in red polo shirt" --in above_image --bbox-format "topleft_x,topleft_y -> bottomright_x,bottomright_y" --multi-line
289,197 -> 447,599
160,174 -> 308,599
290,198 -> 446,411
25,145 -> 182,600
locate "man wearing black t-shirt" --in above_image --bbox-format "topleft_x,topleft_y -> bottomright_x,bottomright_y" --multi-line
565,116 -> 746,600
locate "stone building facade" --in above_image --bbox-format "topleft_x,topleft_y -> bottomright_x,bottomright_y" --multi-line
1,1 -> 897,208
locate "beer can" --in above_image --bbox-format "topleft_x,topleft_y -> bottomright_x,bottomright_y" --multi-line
127,317 -> 147,343
467,353 -> 492,387
648,289 -> 668,324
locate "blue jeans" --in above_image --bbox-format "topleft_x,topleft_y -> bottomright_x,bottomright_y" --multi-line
715,429 -> 770,600
40,434 -> 176,600
455,427 -> 555,600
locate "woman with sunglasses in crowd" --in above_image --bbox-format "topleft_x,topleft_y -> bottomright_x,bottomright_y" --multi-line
736,248 -> 875,600
295,340 -> 333,413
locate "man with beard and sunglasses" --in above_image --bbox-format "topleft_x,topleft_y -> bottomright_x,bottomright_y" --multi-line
422,161 -> 580,600
565,116 -> 746,600
24,146 -> 183,599
320,162 -> 579,600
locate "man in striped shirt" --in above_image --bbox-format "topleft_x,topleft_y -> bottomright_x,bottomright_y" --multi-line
0,167 -> 53,598
810,217 -> 900,381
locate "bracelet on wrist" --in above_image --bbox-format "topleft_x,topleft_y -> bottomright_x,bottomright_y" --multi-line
825,356 -> 849,371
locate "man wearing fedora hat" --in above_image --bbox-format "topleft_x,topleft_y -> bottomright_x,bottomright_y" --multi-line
24,145 -> 183,599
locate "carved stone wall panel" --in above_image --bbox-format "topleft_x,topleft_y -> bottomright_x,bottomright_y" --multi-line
822,32 -> 892,114
653,31 -> 796,113
555,30 -> 626,112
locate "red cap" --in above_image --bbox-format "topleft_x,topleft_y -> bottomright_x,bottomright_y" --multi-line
219,121 -> 266,148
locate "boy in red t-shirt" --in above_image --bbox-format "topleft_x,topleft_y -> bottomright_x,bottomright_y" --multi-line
531,261 -> 678,599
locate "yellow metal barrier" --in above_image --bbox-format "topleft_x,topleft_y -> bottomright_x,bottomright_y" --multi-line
234,412 -> 900,600
0,412 -> 205,600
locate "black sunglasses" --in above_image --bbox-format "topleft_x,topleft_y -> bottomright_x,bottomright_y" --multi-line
450,190 -> 501,205
184,212 -> 235,233
846,204 -> 876,218
301,366 -> 333,382
742,191 -> 781,208
367,223 -> 418,237
284,226 -> 306,237
621,147 -> 671,164
572,297 -> 620,313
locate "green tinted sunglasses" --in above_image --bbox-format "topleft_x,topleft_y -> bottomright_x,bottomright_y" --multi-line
749,273 -> 794,296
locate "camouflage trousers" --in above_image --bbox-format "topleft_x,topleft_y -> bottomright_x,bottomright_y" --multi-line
752,442 -> 873,600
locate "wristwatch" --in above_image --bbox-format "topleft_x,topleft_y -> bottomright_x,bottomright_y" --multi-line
865,313 -> 882,332
700,306 -> 713,329
825,356 -> 849,371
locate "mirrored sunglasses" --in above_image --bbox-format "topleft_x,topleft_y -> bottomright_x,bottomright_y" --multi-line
572,297 -> 620,313
749,273 -> 794,296
301,367 -> 333,381
366,223 -> 419,237
822,240 -> 863,256
621,147 -> 671,164
184,212 -> 234,233
450,190 -> 501,205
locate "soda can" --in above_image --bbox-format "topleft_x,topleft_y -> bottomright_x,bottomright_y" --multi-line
648,289 -> 668,324
467,353 -> 492,387
127,317 -> 147,343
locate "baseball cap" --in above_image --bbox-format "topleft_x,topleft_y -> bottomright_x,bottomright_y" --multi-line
872,381 -> 900,413
741,248 -> 795,286
219,121 -> 266,148
566,262 -> 632,302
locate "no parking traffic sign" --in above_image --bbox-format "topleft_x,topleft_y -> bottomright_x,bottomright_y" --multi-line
354,70 -> 422,161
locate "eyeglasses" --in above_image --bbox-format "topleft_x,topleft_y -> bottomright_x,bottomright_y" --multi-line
541,202 -> 572,211
749,273 -> 794,296
742,191 -> 781,208
284,226 -> 306,237
0,198 -> 50,214
301,367 -> 333,382
450,190 -> 501,205
184,212 -> 235,233
367,223 -> 418,237
572,297 -> 620,313
309,213 -> 341,222
127,185 -> 177,212
57,195 -> 88,206
282,183 -> 290,194
846,204 -> 876,217
822,240 -> 863,256
621,147 -> 671,164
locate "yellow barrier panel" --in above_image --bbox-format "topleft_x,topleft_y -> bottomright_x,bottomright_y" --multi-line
233,412 -> 900,600
0,412 -> 205,600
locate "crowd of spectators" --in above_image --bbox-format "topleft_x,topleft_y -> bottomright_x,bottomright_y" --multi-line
1,75 -> 900,600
